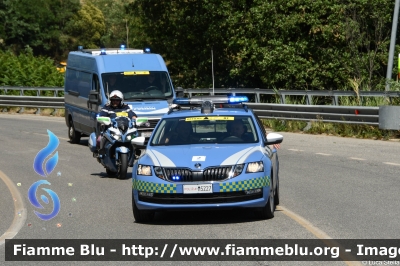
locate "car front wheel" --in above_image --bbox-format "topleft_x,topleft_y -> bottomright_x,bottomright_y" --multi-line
254,187 -> 275,219
132,195 -> 155,223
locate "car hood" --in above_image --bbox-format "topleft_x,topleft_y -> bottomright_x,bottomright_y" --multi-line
141,144 -> 264,168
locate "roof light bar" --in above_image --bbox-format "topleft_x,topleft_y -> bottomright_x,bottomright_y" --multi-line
228,96 -> 249,103
173,96 -> 248,105
82,48 -> 144,55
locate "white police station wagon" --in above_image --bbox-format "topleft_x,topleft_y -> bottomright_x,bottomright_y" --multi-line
131,96 -> 283,222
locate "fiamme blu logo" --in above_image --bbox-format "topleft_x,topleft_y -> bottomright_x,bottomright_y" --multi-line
28,130 -> 60,221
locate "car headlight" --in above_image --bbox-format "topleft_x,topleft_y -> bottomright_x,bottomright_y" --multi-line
246,161 -> 264,173
137,164 -> 152,176
229,164 -> 244,178
153,166 -> 165,180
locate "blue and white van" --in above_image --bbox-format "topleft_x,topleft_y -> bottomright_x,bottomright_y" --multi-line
64,46 -> 182,144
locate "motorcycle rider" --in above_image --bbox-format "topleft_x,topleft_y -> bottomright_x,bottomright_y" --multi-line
97,90 -> 137,155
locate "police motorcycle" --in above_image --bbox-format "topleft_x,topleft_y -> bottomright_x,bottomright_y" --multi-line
88,113 -> 148,179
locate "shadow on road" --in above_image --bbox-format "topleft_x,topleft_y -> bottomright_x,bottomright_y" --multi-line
140,208 -> 283,225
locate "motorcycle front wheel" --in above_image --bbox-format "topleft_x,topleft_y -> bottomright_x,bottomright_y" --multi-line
117,153 -> 128,179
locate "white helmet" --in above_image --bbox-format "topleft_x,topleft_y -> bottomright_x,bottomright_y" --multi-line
109,90 -> 124,104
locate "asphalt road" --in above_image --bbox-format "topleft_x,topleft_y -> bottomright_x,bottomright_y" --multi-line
0,113 -> 399,266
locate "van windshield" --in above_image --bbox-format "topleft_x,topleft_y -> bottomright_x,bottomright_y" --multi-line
102,71 -> 173,100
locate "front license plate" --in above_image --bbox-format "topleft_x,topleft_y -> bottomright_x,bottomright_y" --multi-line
183,184 -> 212,194
141,132 -> 152,138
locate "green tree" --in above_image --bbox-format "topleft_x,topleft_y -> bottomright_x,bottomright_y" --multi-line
128,0 -> 396,91
0,0 -> 80,59
90,0 -> 134,48
65,1 -> 106,49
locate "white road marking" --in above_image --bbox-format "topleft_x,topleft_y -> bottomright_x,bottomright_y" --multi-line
349,157 -> 366,161
279,206 -> 361,266
0,170 -> 27,246
315,153 -> 331,156
383,162 -> 400,166
0,114 -> 64,123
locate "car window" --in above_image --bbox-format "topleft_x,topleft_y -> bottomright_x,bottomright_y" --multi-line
150,116 -> 259,146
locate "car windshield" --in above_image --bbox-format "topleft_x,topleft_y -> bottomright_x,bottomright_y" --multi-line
150,116 -> 259,146
102,71 -> 173,100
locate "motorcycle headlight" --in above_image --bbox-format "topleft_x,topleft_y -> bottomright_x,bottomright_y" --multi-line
137,165 -> 152,176
229,164 -> 244,178
246,161 -> 264,173
112,133 -> 121,141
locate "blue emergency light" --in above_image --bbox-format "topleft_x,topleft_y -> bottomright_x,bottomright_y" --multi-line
171,175 -> 181,181
228,96 -> 249,103
100,48 -> 106,55
120,44 -> 125,50
144,47 -> 151,53
173,96 -> 248,105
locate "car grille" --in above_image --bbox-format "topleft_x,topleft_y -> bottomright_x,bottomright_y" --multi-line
137,119 -> 159,130
138,191 -> 263,204
163,166 -> 233,182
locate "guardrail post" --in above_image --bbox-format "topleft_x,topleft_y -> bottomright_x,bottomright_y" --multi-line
2,107 -> 8,112
18,107 -> 25,113
332,96 -> 338,105
306,94 -> 312,105
280,92 -> 285,104
35,108 -> 41,115
51,108 -> 57,116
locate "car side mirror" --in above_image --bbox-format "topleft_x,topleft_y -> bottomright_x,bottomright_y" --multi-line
265,133 -> 283,145
88,91 -> 100,104
175,87 -> 184,98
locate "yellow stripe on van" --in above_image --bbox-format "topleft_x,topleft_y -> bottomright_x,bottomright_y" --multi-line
124,71 -> 150,75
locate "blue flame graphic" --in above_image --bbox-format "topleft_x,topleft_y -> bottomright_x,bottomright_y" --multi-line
33,130 -> 59,177
28,180 -> 60,221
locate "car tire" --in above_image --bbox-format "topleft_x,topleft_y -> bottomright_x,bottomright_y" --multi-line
274,176 -> 280,206
117,153 -> 128,179
132,196 -> 155,223
254,187 -> 275,219
68,119 -> 81,144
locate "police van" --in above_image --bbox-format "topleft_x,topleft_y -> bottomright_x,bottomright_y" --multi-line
64,46 -> 183,144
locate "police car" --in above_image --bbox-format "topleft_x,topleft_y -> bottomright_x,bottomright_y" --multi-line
131,96 -> 283,222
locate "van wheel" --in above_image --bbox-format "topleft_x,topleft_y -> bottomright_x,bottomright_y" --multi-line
68,119 -> 81,144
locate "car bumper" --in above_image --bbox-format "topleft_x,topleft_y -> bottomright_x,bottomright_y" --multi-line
132,174 -> 271,211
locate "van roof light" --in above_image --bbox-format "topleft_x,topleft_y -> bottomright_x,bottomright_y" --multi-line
81,48 -> 144,55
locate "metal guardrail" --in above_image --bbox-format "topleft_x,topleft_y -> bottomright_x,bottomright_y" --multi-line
0,86 -> 395,127
184,88 -> 400,105
247,103 -> 379,125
